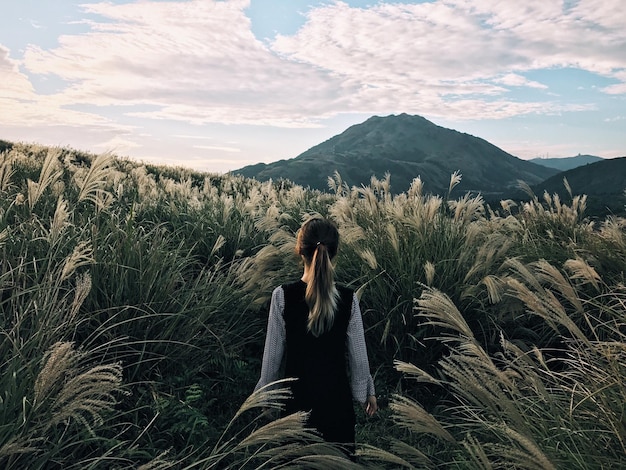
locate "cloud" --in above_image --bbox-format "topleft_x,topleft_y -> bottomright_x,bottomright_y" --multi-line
494,73 -> 548,89
5,0 -> 626,135
193,144 -> 241,152
21,0 -> 353,126
271,0 -> 626,116
93,135 -> 143,152
0,45 -> 36,98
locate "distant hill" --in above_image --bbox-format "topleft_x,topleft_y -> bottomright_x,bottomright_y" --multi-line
530,154 -> 604,171
528,157 -> 626,217
234,114 -> 558,196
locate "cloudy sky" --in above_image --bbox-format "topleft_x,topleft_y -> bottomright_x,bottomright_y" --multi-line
1,0 -> 625,173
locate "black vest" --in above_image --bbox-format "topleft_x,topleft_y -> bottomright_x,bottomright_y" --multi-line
281,280 -> 356,442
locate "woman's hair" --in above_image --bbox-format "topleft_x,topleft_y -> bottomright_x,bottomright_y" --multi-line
295,217 -> 340,337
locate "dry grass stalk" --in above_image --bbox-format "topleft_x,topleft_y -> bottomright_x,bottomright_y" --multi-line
0,152 -> 15,192
232,379 -> 296,422
424,261 -> 435,286
563,258 -> 602,291
75,152 -> 114,204
34,342 -> 76,405
461,434 -> 493,470
137,451 -> 174,470
499,424 -> 556,470
416,288 -> 474,339
60,241 -> 94,282
448,170 -> 462,195
69,272 -> 92,320
49,196 -> 70,244
0,439 -> 40,460
27,148 -> 63,209
357,443 -> 420,469
390,394 -> 455,443
393,360 -> 441,385
234,412 -> 313,449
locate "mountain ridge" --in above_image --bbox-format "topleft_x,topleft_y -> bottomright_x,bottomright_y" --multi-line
234,113 -> 559,196
530,154 -> 604,171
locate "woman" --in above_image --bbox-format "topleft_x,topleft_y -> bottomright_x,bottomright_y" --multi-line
255,217 -> 377,448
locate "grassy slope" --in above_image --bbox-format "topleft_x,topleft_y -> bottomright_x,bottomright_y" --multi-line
1,141 -> 625,469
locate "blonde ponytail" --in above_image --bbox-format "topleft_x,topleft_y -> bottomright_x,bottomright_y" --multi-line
295,218 -> 340,337
306,243 -> 339,336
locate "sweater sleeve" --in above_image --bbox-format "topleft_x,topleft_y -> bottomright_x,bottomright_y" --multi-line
254,286 -> 286,392
346,293 -> 375,403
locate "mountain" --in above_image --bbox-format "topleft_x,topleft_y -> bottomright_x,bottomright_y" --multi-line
234,114 -> 558,196
529,154 -> 604,171
528,157 -> 626,217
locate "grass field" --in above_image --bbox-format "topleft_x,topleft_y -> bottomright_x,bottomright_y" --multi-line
1,143 -> 624,469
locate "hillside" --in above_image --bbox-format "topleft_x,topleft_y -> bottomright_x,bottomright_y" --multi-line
529,157 -> 626,217
530,154 -> 604,171
234,114 -> 558,196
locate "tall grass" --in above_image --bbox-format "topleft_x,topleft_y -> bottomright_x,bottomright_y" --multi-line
1,142 -> 625,468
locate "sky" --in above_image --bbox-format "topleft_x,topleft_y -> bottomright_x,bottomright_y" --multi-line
1,0 -> 625,174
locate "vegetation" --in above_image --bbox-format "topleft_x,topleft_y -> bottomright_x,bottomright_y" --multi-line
1,142 -> 625,468
234,113 -> 557,196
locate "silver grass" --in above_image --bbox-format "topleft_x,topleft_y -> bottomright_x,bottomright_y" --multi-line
0,439 -> 40,460
75,152 -> 114,204
234,412 -> 315,449
441,355 -> 524,426
386,223 -> 400,254
27,147 -> 63,209
339,224 -> 366,244
448,193 -> 485,223
407,176 -> 424,199
0,228 -> 8,249
542,190 -> 553,208
499,199 -> 517,214
47,362 -> 123,434
49,196 -> 70,244
416,288 -> 474,339
424,261 -> 435,286
69,272 -> 92,321
254,442 -> 362,469
356,186 -> 380,215
503,258 -> 543,292
390,394 -> 455,443
60,241 -> 94,282
424,196 -> 443,223
34,342 -> 76,405
390,441 -> 435,468
448,170 -> 462,195
506,277 -> 590,346
464,232 -> 513,283
232,379 -> 296,422
517,180 -> 536,200
563,258 -> 602,291
210,234 -> 226,257
137,451 -> 175,470
482,275 -> 505,304
357,443 -> 419,469
393,360 -> 441,385
34,342 -> 123,436
0,154 -> 15,192
328,171 -> 349,196
461,434 -> 493,470
599,217 -> 626,248
499,338 -> 549,398
563,177 -> 572,199
358,248 -> 378,270
533,260 -> 584,313
499,424 -> 556,470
